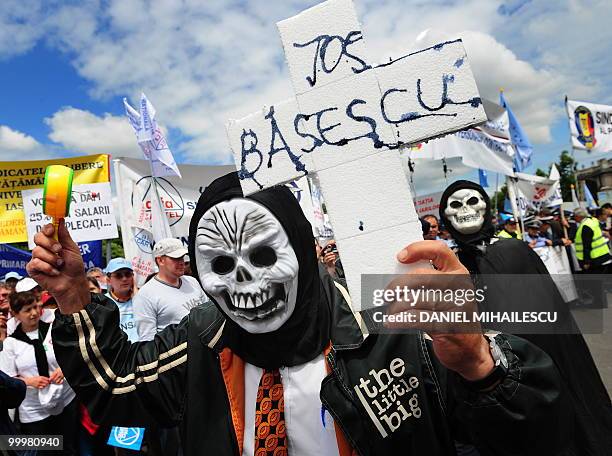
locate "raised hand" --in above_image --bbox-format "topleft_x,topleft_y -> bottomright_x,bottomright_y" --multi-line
26,220 -> 91,315
389,241 -> 494,381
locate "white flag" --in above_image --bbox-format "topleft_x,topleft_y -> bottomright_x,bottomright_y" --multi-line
123,94 -> 182,178
566,99 -> 612,153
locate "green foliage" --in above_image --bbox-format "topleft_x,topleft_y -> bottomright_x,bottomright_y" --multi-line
558,150 -> 577,202
535,168 -> 548,177
492,184 -> 509,213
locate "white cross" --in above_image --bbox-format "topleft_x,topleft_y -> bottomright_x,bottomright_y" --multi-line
226,0 -> 486,310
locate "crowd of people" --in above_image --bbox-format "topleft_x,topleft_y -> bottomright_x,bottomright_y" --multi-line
420,202 -> 612,276
0,237 -> 209,455
0,177 -> 610,455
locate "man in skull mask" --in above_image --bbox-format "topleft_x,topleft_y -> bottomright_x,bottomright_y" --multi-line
28,173 -> 570,455
440,179 -> 612,456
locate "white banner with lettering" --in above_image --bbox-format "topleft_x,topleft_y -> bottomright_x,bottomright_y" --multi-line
567,99 -> 612,153
22,182 -> 117,249
114,158 -> 316,285
533,246 -> 578,303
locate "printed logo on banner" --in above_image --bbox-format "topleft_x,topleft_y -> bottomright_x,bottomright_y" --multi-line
131,176 -> 184,227
133,228 -> 154,254
352,358 -> 422,438
574,106 -> 597,150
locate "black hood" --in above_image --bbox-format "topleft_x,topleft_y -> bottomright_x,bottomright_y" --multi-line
188,172 -> 330,368
439,180 -> 495,248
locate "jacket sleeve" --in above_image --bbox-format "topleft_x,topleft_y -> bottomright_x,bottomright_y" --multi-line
449,334 -> 572,456
0,369 -> 26,409
51,293 -> 188,428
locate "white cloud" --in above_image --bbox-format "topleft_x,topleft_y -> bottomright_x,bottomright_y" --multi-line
1,0 -> 611,172
0,125 -> 50,161
45,107 -> 140,158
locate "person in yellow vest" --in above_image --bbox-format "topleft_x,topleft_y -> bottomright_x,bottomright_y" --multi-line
497,218 -> 522,239
573,207 -> 612,274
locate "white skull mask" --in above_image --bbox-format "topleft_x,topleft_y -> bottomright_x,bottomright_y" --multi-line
444,188 -> 487,234
195,198 -> 299,334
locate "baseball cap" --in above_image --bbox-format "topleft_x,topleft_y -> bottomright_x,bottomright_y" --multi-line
104,258 -> 133,274
4,271 -> 23,281
15,277 -> 40,293
153,238 -> 188,259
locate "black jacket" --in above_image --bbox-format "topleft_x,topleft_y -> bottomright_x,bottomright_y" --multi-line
52,281 -> 571,456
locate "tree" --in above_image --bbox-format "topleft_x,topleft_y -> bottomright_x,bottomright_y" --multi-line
492,184 -> 509,214
558,150 -> 576,202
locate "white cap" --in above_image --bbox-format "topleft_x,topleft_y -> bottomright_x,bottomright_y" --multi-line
15,277 -> 40,293
153,238 -> 188,259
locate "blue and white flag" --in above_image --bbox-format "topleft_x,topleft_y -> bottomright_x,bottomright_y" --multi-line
124,94 -> 181,178
499,91 -> 533,172
478,169 -> 489,188
583,182 -> 598,209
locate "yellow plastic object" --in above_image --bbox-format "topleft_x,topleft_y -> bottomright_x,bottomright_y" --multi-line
42,165 -> 74,240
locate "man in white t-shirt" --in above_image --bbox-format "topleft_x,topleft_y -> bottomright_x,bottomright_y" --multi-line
134,238 -> 207,341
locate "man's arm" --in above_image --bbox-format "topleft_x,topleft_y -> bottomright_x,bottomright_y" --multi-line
28,221 -> 188,427
0,369 -> 26,409
448,334 -> 571,456
52,294 -> 189,427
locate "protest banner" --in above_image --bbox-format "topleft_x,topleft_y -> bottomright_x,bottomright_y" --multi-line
0,240 -> 103,278
566,99 -> 612,153
407,99 -> 515,176
114,157 -> 233,284
226,0 -> 487,310
22,182 -> 117,249
414,192 -> 443,218
514,173 -> 559,211
533,246 -> 578,303
0,154 -> 110,243
115,157 -> 317,284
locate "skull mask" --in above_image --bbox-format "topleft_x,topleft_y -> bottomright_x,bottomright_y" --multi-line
195,198 -> 299,334
444,188 -> 487,234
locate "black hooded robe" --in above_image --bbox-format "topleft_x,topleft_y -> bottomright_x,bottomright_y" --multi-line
440,180 -> 612,456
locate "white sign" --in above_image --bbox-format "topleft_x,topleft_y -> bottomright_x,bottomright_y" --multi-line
514,174 -> 559,211
533,246 -> 578,303
567,99 -> 612,153
226,0 -> 486,309
414,192 -> 443,218
23,182 -> 118,249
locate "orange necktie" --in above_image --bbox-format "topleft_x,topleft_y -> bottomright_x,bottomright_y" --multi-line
254,368 -> 288,456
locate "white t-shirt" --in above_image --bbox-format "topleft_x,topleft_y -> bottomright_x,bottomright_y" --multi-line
134,275 -> 207,341
0,325 -> 75,423
242,353 -> 340,456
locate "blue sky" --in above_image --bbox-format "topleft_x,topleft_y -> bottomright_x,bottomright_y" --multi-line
0,0 -> 610,195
